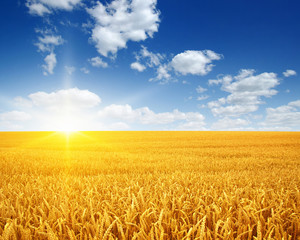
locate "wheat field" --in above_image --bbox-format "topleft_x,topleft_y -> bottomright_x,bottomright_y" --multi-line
0,131 -> 299,239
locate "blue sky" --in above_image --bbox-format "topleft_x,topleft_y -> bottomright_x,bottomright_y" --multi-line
0,0 -> 299,131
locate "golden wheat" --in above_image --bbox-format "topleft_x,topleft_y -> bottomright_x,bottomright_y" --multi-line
0,131 -> 299,239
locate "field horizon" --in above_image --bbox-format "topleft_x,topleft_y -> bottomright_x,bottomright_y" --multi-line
0,131 -> 299,239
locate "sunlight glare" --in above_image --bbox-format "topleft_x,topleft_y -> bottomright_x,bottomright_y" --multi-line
53,114 -> 81,135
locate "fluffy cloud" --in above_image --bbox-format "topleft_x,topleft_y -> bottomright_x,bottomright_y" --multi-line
208,75 -> 232,86
222,70 -> 279,97
258,126 -> 292,131
139,46 -> 163,67
34,31 -> 64,75
0,111 -> 31,130
65,66 -> 76,75
211,105 -> 258,116
8,88 -> 209,131
26,2 -> 51,16
0,111 -> 31,122
207,98 -> 226,108
288,100 -> 300,107
9,88 -> 102,131
42,52 -> 57,75
26,0 -> 83,16
208,69 -> 280,116
132,47 -> 221,83
211,117 -> 250,130
87,0 -> 160,57
196,86 -> 209,101
171,50 -> 222,76
131,62 -> 146,72
132,46 -> 169,82
283,69 -> 297,77
196,86 -> 207,93
89,56 -> 108,68
14,97 -> 33,108
197,95 -> 209,101
39,0 -> 82,10
9,89 -> 207,130
35,34 -> 64,52
176,121 -> 206,130
42,54 -> 56,75
108,122 -> 130,130
98,104 -> 205,126
80,67 -> 90,74
28,88 -> 101,111
150,65 -> 172,83
261,100 -> 300,128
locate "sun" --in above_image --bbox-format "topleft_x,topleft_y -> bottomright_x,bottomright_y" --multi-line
59,129 -> 78,136
56,126 -> 79,138
52,114 -> 82,134
45,96 -> 93,133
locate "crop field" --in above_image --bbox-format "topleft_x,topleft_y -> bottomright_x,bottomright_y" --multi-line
0,131 -> 299,239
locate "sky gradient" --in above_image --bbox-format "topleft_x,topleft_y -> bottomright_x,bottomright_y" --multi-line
0,0 -> 299,131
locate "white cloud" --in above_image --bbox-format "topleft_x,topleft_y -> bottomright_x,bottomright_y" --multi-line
176,121 -> 206,130
132,46 -> 170,82
0,111 -> 31,122
211,117 -> 250,130
80,67 -> 90,74
4,88 -> 103,131
26,1 -> 79,76
14,97 -> 33,108
196,86 -> 207,93
0,111 -> 31,130
211,105 -> 258,116
283,69 -> 297,77
222,70 -> 279,97
87,0 -> 160,57
207,98 -> 226,108
131,62 -> 146,72
89,56 -> 108,68
34,32 -> 63,75
65,66 -> 76,75
258,126 -> 292,131
150,64 -> 171,83
171,50 -> 222,76
261,100 -> 300,128
140,46 -> 163,67
197,95 -> 209,101
108,122 -> 130,130
26,2 -> 51,16
208,69 -> 280,116
226,93 -> 262,105
28,88 -> 101,110
98,104 -> 205,126
288,100 -> 300,108
39,0 -> 82,10
208,75 -> 232,86
42,52 -> 57,75
0,122 -> 23,131
132,47 -> 221,84
26,0 -> 83,16
35,34 -> 64,52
